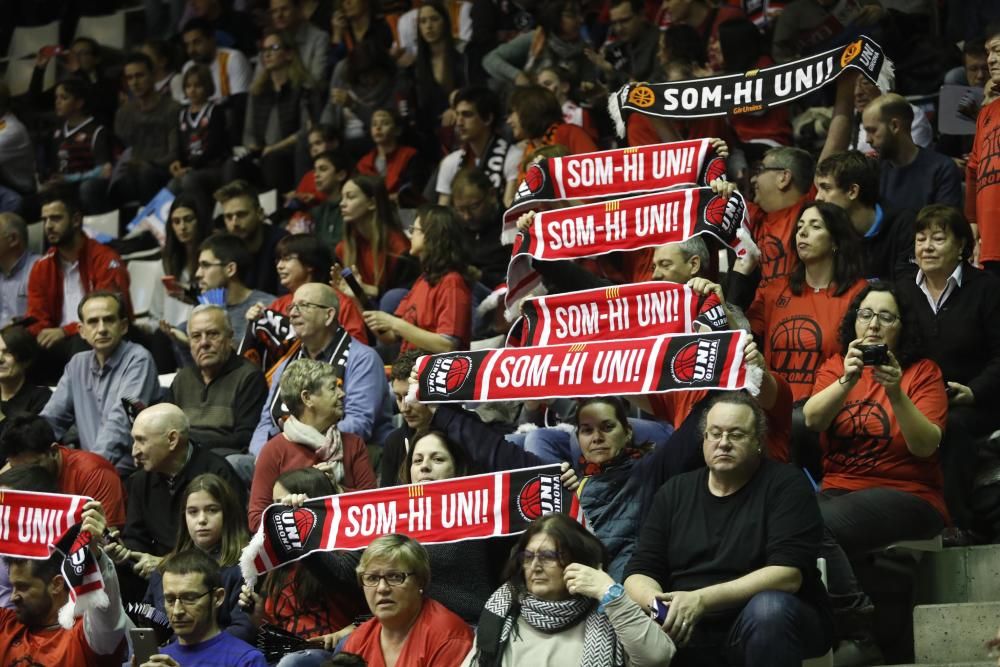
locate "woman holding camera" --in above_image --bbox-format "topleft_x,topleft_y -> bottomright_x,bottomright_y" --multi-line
802,281 -> 947,637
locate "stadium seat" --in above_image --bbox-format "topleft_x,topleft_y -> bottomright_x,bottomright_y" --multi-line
74,11 -> 126,51
127,258 -> 162,318
5,57 -> 54,96
27,221 -> 44,255
83,210 -> 120,239
5,21 -> 59,59
258,189 -> 277,216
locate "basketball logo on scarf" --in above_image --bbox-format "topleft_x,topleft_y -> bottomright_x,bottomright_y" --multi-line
516,474 -> 563,522
701,194 -> 745,238
670,338 -> 721,384
271,507 -> 318,558
425,354 -> 474,398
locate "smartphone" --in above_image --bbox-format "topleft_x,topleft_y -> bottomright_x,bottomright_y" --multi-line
650,599 -> 669,624
130,627 -> 160,664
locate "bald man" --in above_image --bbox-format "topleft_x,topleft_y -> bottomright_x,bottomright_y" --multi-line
861,93 -> 962,212
122,404 -> 246,558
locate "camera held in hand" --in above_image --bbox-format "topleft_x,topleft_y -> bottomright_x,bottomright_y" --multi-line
859,343 -> 889,366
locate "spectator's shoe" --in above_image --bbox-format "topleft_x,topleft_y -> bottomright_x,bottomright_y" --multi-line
833,636 -> 885,667
942,526 -> 987,547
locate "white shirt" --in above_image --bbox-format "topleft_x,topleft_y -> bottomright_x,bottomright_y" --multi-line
435,141 -> 524,195
916,263 -> 963,314
60,258 -> 83,327
182,47 -> 252,103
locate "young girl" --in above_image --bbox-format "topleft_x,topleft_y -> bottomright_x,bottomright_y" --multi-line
285,124 -> 340,210
144,473 -> 254,642
354,108 -> 422,205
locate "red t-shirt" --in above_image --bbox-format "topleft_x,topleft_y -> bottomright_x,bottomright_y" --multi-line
263,562 -> 364,638
0,608 -> 118,667
518,122 -> 599,181
394,272 -> 471,354
746,188 -> 815,284
812,356 -> 949,521
748,277 -> 867,402
294,170 -> 328,207
647,374 -> 794,462
343,598 -> 473,667
965,97 -> 1000,263
57,446 -> 127,528
269,291 -> 369,344
335,228 -> 411,295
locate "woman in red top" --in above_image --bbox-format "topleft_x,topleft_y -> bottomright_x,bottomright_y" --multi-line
803,281 -> 948,623
507,85 -> 598,184
748,202 -> 866,403
335,174 -> 416,304
344,534 -> 473,666
362,205 -> 472,353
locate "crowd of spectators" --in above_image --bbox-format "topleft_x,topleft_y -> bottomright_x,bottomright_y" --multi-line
0,0 -> 1000,665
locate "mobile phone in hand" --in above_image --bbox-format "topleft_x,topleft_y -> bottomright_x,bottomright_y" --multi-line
130,627 -> 160,664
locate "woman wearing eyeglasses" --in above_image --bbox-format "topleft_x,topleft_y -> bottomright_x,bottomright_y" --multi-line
361,205 -> 472,354
462,512 -> 674,666
343,533 -> 473,666
803,281 -> 947,648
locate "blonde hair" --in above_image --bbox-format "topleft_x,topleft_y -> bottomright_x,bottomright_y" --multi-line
356,534 -> 431,589
250,29 -> 314,96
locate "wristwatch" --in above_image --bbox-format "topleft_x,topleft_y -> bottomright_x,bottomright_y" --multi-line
598,582 -> 625,613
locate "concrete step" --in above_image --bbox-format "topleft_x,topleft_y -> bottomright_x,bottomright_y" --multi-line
915,545 -> 1000,605
913,601 -> 1000,664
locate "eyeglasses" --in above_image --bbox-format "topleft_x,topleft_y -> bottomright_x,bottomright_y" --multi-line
856,308 -> 899,326
262,43 -> 285,52
164,590 -> 211,607
360,571 -> 414,587
454,198 -> 488,216
704,428 -> 752,445
753,164 -> 788,176
518,550 -> 562,566
289,301 -> 331,313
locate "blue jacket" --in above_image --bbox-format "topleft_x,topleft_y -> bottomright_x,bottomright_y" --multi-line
430,405 -> 705,580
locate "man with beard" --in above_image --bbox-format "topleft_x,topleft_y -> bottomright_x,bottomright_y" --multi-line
0,501 -> 129,666
180,18 -> 251,139
167,304 -> 268,483
862,93 -> 962,212
214,180 -> 288,295
449,168 -> 510,290
24,190 -> 131,384
435,86 -> 523,206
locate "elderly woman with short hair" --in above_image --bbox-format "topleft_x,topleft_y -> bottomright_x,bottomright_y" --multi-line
247,358 -> 376,531
343,533 -> 473,666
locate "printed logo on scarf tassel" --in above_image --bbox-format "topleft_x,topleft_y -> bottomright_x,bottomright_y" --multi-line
516,475 -> 563,521
704,157 -> 727,183
68,532 -> 92,576
272,507 -> 317,554
703,195 -> 744,238
627,85 -> 656,109
670,338 -> 720,383
840,40 -> 863,67
426,355 -> 473,397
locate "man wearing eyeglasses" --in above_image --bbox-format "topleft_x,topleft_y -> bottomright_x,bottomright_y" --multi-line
624,392 -> 832,667
150,549 -> 267,667
167,304 -> 268,483
249,282 -> 393,456
194,233 -> 275,342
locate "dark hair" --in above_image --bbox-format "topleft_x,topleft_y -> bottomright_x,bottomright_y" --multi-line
697,391 -> 768,448
913,205 -> 976,263
199,233 -> 252,284
181,16 -> 215,37
415,1 -> 457,92
501,514 -> 606,594
142,39 -> 175,69
509,86 -> 563,139
838,280 -> 922,367
986,22 -> 1000,43
214,179 -> 260,205
0,415 -> 55,460
77,290 -> 127,321
275,467 -> 338,498
788,201 -> 863,297
0,464 -> 58,493
574,396 -> 637,447
535,0 -> 582,37
415,205 -> 469,285
453,86 -> 499,127
661,25 -> 707,65
717,18 -> 761,73
159,548 -> 222,592
964,38 -> 987,57
612,0 -> 643,12
340,174 -> 403,289
71,36 -> 100,57
5,552 -> 63,584
55,77 -> 92,113
322,653 -> 367,667
451,166 -> 494,196
815,150 -> 879,208
164,194 -> 211,277
172,473 -> 249,568
275,234 -> 333,285
182,63 -> 216,97
313,149 -> 352,175
0,325 -> 40,367
39,187 -> 83,222
390,349 -> 424,381
344,39 -> 396,88
400,430 -> 470,483
124,51 -> 155,72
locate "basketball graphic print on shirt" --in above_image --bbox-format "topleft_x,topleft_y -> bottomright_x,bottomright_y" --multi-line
769,315 -> 823,388
759,233 -> 792,282
827,400 -> 892,473
975,112 -> 1000,194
